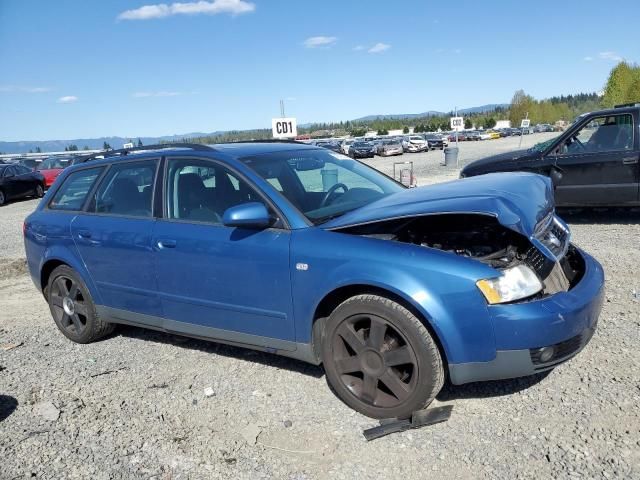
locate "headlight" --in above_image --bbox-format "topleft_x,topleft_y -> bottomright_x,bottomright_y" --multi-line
476,264 -> 543,304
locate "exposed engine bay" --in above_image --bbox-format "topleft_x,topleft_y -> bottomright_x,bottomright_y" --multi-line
335,214 -> 584,299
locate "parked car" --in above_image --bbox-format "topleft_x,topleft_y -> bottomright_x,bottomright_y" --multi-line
448,132 -> 467,142
423,134 -> 446,150
464,131 -> 481,141
24,142 -> 604,419
348,141 -> 376,159
487,131 -> 501,140
340,139 -> 355,155
0,163 -> 45,205
535,124 -> 555,133
402,135 -> 429,153
16,158 -> 42,170
315,140 -> 342,153
38,156 -> 79,189
461,104 -> 640,207
377,140 -> 404,156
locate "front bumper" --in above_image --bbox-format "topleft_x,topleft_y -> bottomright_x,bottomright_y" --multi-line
449,248 -> 604,385
405,144 -> 427,152
352,151 -> 374,158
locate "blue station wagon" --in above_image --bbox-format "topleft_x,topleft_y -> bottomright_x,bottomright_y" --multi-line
24,142 -> 605,419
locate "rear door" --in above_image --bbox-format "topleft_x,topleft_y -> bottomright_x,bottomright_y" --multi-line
70,158 -> 162,318
2,166 -> 18,198
14,165 -> 37,196
152,156 -> 295,346
549,112 -> 638,206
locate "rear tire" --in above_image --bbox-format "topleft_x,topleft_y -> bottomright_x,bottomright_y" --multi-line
35,184 -> 44,198
0,189 -> 5,206
47,265 -> 115,344
322,294 -> 444,419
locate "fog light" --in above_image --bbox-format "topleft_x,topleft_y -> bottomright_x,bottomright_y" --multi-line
538,346 -> 555,363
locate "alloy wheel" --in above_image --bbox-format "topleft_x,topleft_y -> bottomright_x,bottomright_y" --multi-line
331,314 -> 418,408
49,275 -> 89,336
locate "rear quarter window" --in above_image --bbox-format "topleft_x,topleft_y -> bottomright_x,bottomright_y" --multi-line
48,167 -> 103,211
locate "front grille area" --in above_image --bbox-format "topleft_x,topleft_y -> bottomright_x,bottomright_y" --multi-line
525,245 -> 553,278
529,334 -> 583,367
536,216 -> 571,259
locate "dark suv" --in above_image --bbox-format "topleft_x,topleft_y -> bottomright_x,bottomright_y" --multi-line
24,142 -> 604,419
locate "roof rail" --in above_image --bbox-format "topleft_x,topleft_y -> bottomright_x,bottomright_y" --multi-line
614,102 -> 640,109
219,139 -> 306,145
79,142 -> 214,163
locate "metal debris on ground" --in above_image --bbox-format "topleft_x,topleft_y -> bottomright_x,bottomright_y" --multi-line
363,405 -> 453,441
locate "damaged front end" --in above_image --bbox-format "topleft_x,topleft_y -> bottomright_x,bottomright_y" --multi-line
333,212 -> 584,302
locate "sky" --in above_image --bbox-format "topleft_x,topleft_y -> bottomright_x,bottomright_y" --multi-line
1,0 -> 639,141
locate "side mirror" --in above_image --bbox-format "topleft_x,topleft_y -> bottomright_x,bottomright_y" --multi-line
222,202 -> 272,229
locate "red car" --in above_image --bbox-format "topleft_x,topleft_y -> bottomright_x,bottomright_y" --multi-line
38,157 -> 78,189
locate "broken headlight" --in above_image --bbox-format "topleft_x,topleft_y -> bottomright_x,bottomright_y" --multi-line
476,264 -> 543,304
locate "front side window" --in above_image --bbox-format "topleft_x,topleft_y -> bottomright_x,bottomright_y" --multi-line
90,160 -> 157,217
48,167 -> 103,211
165,158 -> 262,224
557,114 -> 633,154
241,149 -> 403,224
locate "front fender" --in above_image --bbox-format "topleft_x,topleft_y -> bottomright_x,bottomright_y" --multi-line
291,229 -> 497,364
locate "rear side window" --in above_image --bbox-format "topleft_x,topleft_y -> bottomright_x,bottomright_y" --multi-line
89,160 -> 157,217
48,167 -> 103,211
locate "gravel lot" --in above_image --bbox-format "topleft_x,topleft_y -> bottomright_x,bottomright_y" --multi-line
1,135 -> 639,479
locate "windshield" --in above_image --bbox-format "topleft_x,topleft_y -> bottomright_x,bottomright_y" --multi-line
241,148 -> 403,224
529,136 -> 559,152
353,142 -> 369,147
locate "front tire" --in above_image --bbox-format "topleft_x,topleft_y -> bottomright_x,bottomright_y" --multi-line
0,189 -> 5,206
35,183 -> 44,198
47,265 -> 115,344
322,294 -> 444,419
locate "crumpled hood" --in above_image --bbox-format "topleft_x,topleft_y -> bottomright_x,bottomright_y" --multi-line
323,172 -> 554,237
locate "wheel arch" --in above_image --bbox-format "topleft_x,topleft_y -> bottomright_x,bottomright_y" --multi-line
310,283 -> 449,371
39,249 -> 101,305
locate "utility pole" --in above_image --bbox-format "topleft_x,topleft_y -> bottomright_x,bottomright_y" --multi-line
280,99 -> 285,118
455,106 -> 459,149
518,111 -> 528,149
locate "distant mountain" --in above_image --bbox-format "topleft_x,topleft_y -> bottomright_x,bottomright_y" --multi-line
0,131 -> 224,155
352,104 -> 508,122
0,103 -> 509,154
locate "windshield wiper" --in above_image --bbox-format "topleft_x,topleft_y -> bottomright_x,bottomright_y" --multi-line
312,212 -> 346,225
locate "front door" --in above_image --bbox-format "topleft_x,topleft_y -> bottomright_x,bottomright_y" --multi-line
71,159 -> 162,318
152,157 -> 295,348
550,112 -> 639,206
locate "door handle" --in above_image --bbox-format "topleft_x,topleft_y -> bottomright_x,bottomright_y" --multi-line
77,230 -> 100,245
622,157 -> 639,165
156,239 -> 177,249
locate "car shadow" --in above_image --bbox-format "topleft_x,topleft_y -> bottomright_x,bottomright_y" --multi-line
437,370 -> 551,401
0,395 -> 18,422
116,325 -> 325,379
558,207 -> 640,225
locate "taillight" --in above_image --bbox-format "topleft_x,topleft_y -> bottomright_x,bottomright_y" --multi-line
23,221 -> 27,236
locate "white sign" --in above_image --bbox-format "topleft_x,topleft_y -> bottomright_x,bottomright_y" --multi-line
123,142 -> 134,149
520,119 -> 531,128
450,116 -> 464,131
272,117 -> 298,139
